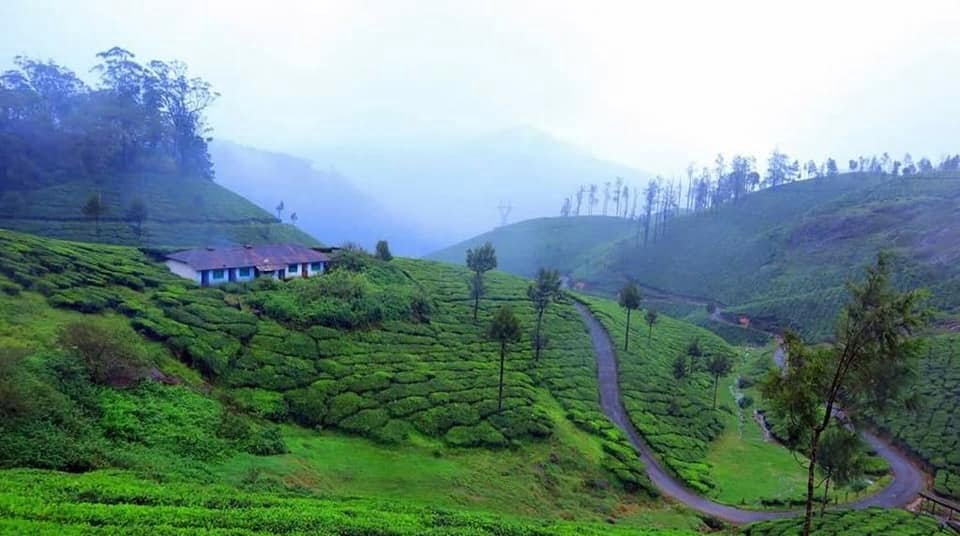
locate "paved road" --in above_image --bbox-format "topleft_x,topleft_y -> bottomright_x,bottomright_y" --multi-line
575,302 -> 926,523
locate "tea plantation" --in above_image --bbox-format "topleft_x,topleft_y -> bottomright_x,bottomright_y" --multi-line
577,296 -> 736,494
869,333 -> 960,500
0,470 -> 691,536
742,508 -> 952,535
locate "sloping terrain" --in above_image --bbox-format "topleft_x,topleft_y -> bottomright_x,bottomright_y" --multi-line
0,174 -> 315,247
869,333 -> 960,500
431,174 -> 960,341
0,229 -> 697,529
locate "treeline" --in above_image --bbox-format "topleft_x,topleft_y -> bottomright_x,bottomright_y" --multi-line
560,148 -> 960,247
0,47 -> 217,189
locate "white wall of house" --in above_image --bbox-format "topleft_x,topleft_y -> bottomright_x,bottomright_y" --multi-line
235,266 -> 255,282
165,260 -> 201,284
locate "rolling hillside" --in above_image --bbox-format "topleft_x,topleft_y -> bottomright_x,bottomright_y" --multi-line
430,173 -> 960,341
0,174 -> 316,248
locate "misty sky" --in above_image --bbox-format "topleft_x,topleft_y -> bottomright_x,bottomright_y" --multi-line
3,0 -> 959,176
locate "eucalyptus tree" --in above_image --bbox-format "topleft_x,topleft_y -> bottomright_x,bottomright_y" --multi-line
466,242 -> 497,322
527,268 -> 562,361
618,281 -> 642,351
488,305 -> 521,412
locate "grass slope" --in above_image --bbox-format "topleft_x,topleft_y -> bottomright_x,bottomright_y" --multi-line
431,174 -> 960,341
0,174 -> 315,247
0,228 -> 723,530
429,216 -> 636,277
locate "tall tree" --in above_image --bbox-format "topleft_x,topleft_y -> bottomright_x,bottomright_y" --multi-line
527,268 -> 562,361
602,181 -> 611,215
621,185 -> 630,218
81,192 -> 108,238
560,197 -> 571,217
618,282 -> 642,351
275,200 -> 284,220
825,158 -> 839,177
613,177 -> 623,216
644,308 -> 658,346
707,353 -> 732,409
588,184 -> 598,215
290,212 -> 298,226
488,305 -> 521,412
642,180 -> 658,247
765,149 -> 791,188
761,253 -> 927,536
466,242 -> 498,322
125,198 -> 147,240
574,186 -> 584,216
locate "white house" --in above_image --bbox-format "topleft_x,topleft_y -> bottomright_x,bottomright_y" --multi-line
165,244 -> 330,287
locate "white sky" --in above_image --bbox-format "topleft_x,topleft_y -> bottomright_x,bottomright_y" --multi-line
2,0 -> 959,174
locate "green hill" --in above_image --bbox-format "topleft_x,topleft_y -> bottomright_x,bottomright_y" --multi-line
0,229 -> 949,534
430,174 -> 960,341
0,174 -> 316,247
0,228 -> 704,531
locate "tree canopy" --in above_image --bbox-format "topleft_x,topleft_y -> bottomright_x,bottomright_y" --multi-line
0,48 -> 217,189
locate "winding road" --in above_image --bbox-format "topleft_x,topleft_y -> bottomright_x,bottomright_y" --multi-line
574,302 -> 926,523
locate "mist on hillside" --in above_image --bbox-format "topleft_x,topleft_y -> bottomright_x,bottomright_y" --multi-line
2,1 -> 960,254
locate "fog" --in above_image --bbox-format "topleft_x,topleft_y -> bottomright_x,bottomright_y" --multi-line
3,0 -> 959,247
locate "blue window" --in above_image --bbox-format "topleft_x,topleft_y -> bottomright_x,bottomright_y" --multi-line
310,262 -> 324,271
238,267 -> 251,277
289,263 -> 299,272
212,269 -> 225,279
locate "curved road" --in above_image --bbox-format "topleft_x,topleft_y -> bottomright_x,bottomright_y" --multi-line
574,302 -> 926,523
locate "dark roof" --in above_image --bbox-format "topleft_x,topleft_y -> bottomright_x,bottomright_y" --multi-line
166,244 -> 330,271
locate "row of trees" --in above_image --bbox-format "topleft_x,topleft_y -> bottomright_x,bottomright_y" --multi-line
559,148 -> 960,248
1,48 -> 218,189
465,242 -> 564,411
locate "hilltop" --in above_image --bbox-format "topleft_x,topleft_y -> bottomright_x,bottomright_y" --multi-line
430,173 -> 960,341
0,173 -> 316,247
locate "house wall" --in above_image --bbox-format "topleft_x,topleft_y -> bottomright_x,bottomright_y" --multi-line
307,261 -> 327,276
235,267 -> 256,282
165,260 -> 201,284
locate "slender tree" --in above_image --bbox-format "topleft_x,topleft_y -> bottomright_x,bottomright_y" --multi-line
125,198 -> 147,240
81,192 -> 108,238
574,186 -> 584,216
290,212 -> 298,226
672,354 -> 689,380
527,268 -> 562,361
644,308 -> 658,346
707,353 -> 732,409
618,282 -> 642,351
466,242 -> 498,322
761,253 -> 928,536
488,305 -> 522,412
275,200 -> 284,220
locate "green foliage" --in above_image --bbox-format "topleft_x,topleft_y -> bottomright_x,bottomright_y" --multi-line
742,507 -> 951,535
58,319 -> 150,386
869,333 -> 960,500
0,470 -> 690,536
433,174 -> 960,342
578,295 -> 735,492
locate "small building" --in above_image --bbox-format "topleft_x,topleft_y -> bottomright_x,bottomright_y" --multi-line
165,244 -> 330,287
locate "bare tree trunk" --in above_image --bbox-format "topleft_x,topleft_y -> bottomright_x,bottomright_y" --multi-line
713,375 -> 719,409
803,430 -> 822,536
497,341 -> 506,412
534,308 -> 544,360
624,309 -> 631,351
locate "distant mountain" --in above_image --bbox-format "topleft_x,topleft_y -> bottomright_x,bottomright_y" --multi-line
210,140 -> 436,256
302,127 -> 654,246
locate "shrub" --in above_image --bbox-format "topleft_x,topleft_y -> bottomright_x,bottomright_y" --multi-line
58,320 -> 149,386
